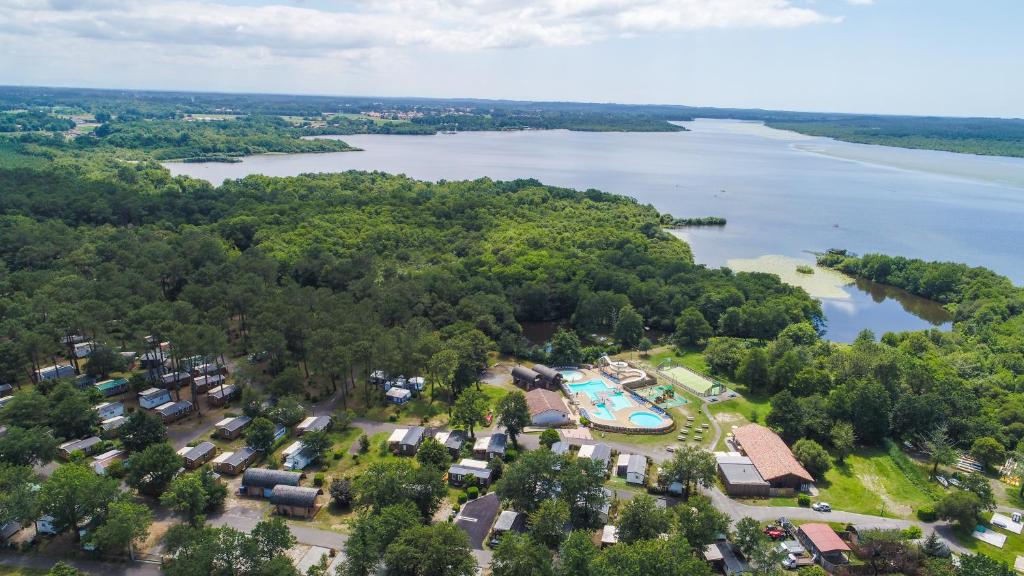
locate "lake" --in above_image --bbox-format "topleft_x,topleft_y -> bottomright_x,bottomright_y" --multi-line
166,119 -> 1024,341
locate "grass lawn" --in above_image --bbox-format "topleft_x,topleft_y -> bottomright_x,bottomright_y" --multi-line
951,522 -> 1024,566
742,447 -> 937,519
354,383 -> 509,427
308,431 -> 414,531
643,346 -> 710,373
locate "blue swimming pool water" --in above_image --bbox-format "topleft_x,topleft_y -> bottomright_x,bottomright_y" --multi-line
590,403 -> 615,421
628,411 -> 665,428
567,379 -> 616,401
559,369 -> 585,382
608,394 -> 633,410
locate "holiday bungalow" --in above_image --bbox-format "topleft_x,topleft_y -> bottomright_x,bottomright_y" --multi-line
212,447 -> 257,476
577,443 -> 612,472
156,400 -> 194,424
394,426 -> 423,456
159,371 -> 192,390
473,434 -> 507,460
296,415 -> 331,436
282,441 -> 316,471
59,436 -> 102,459
241,468 -> 302,498
91,449 -> 125,475
207,384 -> 239,407
435,430 -> 466,459
93,401 -> 124,420
94,378 -> 129,397
193,373 -> 226,393
100,416 -> 126,434
178,442 -> 217,469
617,454 -> 647,486
139,387 -> 172,410
191,363 -> 226,378
447,459 -> 494,486
36,364 -> 75,382
270,485 -> 322,518
490,510 -> 525,544
388,428 -> 410,453
216,416 -> 253,440
386,387 -> 412,404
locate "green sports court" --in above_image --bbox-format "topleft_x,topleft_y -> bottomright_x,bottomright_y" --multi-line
659,365 -> 722,396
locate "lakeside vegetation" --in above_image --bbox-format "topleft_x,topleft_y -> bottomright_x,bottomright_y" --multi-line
767,116 -> 1024,158
664,216 -> 727,227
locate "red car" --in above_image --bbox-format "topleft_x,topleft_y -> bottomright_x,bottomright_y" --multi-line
763,526 -> 787,540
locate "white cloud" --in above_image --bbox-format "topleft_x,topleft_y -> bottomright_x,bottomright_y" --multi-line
845,0 -> 874,5
0,0 -> 843,57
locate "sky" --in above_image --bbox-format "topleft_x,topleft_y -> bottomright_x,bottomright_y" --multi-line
0,0 -> 1021,118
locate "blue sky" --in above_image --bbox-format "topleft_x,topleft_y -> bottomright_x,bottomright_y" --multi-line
0,0 -> 1020,117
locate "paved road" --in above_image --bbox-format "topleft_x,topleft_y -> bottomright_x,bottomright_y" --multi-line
0,552 -> 160,576
209,511 -> 347,550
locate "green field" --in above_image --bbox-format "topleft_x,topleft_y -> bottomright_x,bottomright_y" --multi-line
661,365 -> 716,395
744,447 -> 937,519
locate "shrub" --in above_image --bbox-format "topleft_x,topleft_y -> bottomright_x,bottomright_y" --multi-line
314,473 -> 325,487
388,414 -> 397,423
106,460 -> 126,479
457,493 -> 468,504
329,478 -> 353,507
901,526 -> 923,540
580,416 -> 591,427
917,506 -> 937,522
452,504 -> 461,513
467,486 -> 480,500
333,450 -> 344,460
797,494 -> 811,507
504,449 -> 518,462
358,434 -> 370,454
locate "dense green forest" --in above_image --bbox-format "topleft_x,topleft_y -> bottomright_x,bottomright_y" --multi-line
700,250 -> 1024,483
0,156 -> 819,395
767,117 -> 1024,158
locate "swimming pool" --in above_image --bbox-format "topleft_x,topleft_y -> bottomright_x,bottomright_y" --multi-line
628,411 -> 666,428
567,379 -> 617,401
559,369 -> 585,382
589,403 -> 615,421
607,393 -> 633,410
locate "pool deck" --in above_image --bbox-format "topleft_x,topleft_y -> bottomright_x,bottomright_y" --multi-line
561,368 -> 673,434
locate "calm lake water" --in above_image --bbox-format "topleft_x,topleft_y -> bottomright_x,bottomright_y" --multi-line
167,119 -> 1024,341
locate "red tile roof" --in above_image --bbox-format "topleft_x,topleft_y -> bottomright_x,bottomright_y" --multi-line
733,424 -> 814,483
526,388 -> 568,417
799,523 -> 851,553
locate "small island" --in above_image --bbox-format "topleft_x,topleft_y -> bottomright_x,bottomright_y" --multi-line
662,215 -> 727,227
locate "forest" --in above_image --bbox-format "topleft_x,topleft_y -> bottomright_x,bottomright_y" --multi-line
695,250 -> 1024,500
0,154 -> 820,399
765,116 -> 1024,158
4,86 -> 1023,156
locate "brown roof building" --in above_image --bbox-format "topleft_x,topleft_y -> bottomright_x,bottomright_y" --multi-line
525,389 -> 571,427
733,424 -> 814,488
797,523 -> 851,569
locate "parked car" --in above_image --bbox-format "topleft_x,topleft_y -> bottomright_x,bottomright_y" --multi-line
782,554 -> 799,569
764,525 -> 787,539
936,476 -> 949,488
811,502 -> 832,512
